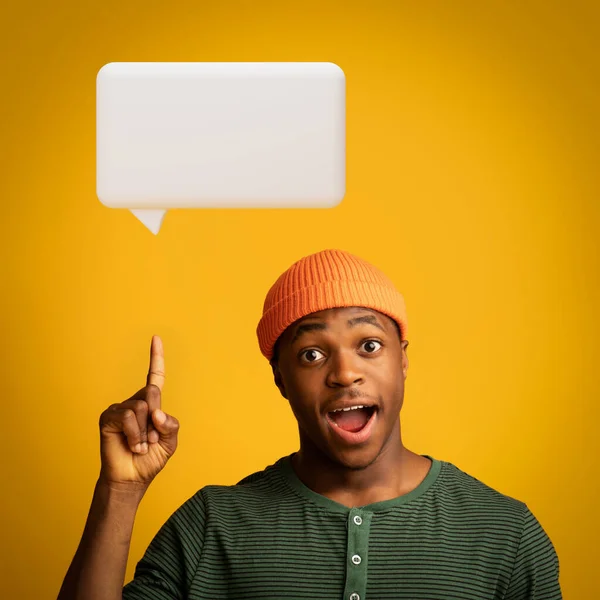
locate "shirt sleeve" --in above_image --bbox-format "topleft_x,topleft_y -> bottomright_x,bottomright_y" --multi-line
122,491 -> 206,600
503,505 -> 562,600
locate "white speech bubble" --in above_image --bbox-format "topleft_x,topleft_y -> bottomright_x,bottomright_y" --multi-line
96,62 -> 346,234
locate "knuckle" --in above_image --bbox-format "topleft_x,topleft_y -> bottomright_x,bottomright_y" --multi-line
99,404 -> 117,419
122,408 -> 136,420
133,399 -> 148,412
99,405 -> 118,426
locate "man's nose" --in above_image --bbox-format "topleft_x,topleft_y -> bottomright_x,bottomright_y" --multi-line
326,349 -> 365,388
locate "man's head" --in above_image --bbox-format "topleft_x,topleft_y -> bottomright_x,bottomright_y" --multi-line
256,249 -> 409,470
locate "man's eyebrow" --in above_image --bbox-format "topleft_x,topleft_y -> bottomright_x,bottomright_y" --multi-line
347,314 -> 385,331
291,314 -> 385,344
291,322 -> 327,344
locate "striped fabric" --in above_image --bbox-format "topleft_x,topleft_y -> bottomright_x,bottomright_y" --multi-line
122,454 -> 562,599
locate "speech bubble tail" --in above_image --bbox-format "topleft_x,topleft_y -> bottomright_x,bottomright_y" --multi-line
129,209 -> 166,234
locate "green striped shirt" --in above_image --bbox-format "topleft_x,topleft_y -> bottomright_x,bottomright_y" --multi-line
122,454 -> 562,599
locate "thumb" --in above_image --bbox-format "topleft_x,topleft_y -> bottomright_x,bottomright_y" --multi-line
152,409 -> 179,438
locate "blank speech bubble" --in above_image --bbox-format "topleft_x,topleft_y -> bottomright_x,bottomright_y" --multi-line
96,62 -> 346,234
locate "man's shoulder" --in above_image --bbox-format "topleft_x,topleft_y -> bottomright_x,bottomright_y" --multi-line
194,454 -> 292,507
437,458 -> 528,517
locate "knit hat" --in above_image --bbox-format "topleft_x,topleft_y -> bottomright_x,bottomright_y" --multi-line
256,249 -> 408,361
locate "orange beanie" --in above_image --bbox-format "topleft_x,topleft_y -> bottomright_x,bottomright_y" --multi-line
256,249 -> 408,360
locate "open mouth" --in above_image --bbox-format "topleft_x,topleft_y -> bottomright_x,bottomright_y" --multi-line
327,405 -> 377,433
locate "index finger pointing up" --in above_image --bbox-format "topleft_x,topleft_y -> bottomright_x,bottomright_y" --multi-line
147,335 -> 165,391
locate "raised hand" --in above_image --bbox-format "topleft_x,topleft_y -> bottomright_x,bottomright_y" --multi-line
98,335 -> 180,491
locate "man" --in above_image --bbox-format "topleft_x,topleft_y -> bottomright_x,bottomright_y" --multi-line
58,249 -> 562,600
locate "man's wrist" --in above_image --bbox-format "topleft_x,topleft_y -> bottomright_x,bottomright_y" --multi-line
95,477 -> 149,506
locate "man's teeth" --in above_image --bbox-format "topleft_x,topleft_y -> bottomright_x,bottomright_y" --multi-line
331,405 -> 367,413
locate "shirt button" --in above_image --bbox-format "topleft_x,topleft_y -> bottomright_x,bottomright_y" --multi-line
350,594 -> 360,600
353,515 -> 363,526
351,554 -> 362,565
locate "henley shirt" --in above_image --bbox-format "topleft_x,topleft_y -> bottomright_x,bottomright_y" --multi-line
122,453 -> 562,599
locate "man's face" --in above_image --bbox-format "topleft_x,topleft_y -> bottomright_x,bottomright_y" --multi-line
272,306 -> 409,470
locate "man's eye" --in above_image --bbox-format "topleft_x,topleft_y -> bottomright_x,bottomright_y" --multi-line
362,340 -> 382,353
300,349 -> 324,363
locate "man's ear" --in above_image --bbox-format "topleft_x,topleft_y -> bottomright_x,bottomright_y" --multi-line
401,339 -> 409,379
272,363 -> 288,399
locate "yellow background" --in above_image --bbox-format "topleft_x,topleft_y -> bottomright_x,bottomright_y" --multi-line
1,1 -> 598,597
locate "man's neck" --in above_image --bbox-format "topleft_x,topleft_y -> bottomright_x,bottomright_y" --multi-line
291,439 -> 428,508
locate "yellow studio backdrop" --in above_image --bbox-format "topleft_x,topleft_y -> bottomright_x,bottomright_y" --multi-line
1,0 -> 598,597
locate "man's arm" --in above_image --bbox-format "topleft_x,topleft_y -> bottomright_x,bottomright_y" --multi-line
503,506 -> 562,600
58,480 -> 145,600
58,336 -> 180,600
